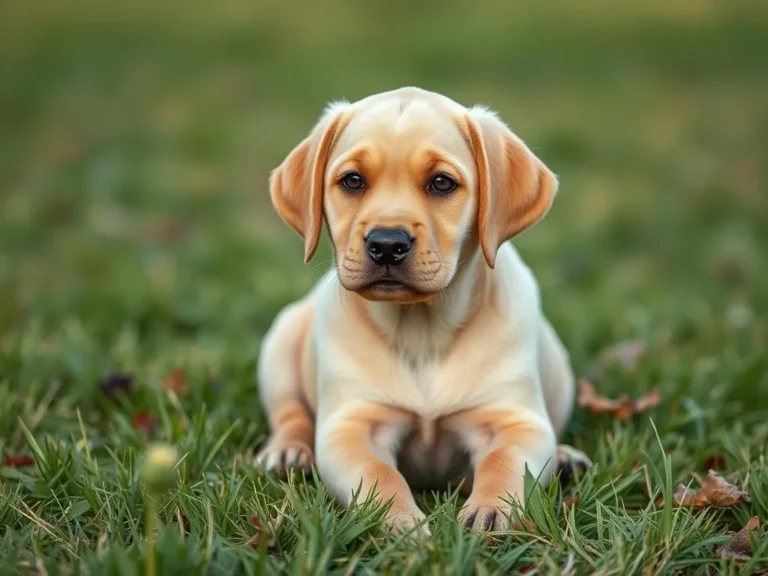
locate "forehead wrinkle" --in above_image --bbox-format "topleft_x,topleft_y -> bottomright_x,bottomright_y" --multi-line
351,97 -> 446,139
328,145 -> 377,175
393,99 -> 434,133
330,103 -> 475,184
417,147 -> 471,183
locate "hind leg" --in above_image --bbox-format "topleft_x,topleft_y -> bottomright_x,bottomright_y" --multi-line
538,318 -> 593,482
256,298 -> 316,477
538,318 -> 575,437
556,444 -> 593,485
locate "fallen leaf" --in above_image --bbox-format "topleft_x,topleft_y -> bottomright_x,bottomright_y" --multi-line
99,373 -> 134,399
3,454 -> 35,467
670,470 -> 750,509
632,388 -> 662,413
248,514 -> 276,549
672,485 -> 696,506
132,411 -> 158,437
577,379 -> 633,416
715,516 -> 761,559
614,400 -> 636,421
163,368 -> 187,396
578,379 -> 662,421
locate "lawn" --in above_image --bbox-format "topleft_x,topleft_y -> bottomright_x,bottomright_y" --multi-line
1,0 -> 767,573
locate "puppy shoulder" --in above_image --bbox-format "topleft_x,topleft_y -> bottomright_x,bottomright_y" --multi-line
493,242 -> 541,311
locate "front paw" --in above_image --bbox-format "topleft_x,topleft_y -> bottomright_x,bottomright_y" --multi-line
256,438 -> 314,478
459,498 -> 511,532
384,505 -> 431,538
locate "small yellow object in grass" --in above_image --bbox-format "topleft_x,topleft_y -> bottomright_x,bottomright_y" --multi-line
142,443 -> 179,576
142,443 -> 179,494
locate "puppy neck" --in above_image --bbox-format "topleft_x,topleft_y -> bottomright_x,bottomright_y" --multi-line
354,249 -> 491,360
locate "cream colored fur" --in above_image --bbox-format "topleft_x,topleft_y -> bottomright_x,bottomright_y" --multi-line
257,87 -> 577,534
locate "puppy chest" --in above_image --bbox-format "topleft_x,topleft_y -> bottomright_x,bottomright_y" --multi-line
388,357 -> 484,418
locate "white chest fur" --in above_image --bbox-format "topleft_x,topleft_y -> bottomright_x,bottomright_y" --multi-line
314,244 -> 542,419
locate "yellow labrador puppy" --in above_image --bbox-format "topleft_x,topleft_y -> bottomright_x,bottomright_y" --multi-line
257,87 -> 582,533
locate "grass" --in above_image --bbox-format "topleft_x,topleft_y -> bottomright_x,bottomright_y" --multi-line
1,0 -> 767,573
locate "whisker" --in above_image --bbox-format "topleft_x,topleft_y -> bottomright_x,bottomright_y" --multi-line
311,258 -> 334,273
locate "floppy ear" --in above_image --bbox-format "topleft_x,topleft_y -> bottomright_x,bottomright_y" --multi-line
466,107 -> 558,268
269,103 -> 349,262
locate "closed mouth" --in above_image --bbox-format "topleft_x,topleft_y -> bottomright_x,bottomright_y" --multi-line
368,278 -> 407,290
355,275 -> 432,303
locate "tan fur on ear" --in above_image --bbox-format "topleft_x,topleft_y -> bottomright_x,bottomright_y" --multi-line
270,102 -> 350,262
466,107 -> 558,268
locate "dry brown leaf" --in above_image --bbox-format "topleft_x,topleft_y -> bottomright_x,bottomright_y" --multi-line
578,379 -> 632,416
632,388 -> 662,413
672,484 -> 697,507
578,379 -> 661,421
163,368 -> 188,396
715,516 -> 761,559
671,470 -> 750,509
614,400 -> 635,421
248,514 -> 276,549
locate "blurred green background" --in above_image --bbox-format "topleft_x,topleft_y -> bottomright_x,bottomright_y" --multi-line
2,0 -> 767,448
1,0 -> 766,356
0,0 -> 767,570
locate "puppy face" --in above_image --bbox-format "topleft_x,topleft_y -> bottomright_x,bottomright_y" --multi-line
323,94 -> 477,302
269,88 -> 558,303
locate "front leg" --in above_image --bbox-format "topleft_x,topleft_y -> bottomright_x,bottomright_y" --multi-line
315,403 -> 429,536
453,406 -> 557,532
256,399 -> 315,476
256,299 -> 316,477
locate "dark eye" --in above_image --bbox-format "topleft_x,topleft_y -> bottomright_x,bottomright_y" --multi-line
340,172 -> 365,192
427,174 -> 458,195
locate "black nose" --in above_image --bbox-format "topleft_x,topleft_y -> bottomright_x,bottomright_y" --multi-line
365,229 -> 413,266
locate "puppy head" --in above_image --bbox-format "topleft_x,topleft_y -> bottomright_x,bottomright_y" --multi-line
269,88 -> 558,302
